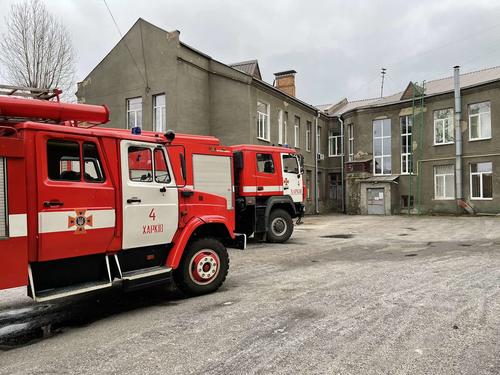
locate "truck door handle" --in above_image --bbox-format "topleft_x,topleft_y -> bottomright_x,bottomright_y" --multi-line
44,200 -> 64,208
127,197 -> 142,204
257,186 -> 264,191
284,187 -> 289,190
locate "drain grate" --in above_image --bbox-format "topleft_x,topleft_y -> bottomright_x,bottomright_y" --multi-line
321,234 -> 353,239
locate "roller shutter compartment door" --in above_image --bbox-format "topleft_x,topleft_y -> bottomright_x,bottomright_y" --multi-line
0,158 -> 6,237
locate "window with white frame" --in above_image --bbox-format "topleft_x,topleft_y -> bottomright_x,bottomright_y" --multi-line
347,124 -> 354,161
306,121 -> 312,151
469,101 -> 491,140
400,115 -> 413,174
317,125 -> 322,154
257,101 -> 270,141
127,97 -> 143,129
278,109 -> 284,145
373,118 -> 391,175
434,108 -> 454,145
284,111 -> 288,145
328,129 -> 342,157
434,165 -> 455,200
471,162 -> 492,199
294,116 -> 300,148
153,94 -> 166,133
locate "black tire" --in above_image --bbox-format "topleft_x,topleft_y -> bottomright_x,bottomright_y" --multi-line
173,238 -> 229,296
266,208 -> 293,243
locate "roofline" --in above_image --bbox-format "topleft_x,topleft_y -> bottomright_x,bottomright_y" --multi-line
339,78 -> 500,118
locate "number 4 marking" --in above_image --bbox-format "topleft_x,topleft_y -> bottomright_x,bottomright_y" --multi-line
149,208 -> 156,221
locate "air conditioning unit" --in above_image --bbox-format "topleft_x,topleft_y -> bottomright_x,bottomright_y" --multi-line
317,153 -> 325,161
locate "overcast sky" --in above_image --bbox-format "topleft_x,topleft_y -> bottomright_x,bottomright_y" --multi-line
1,0 -> 500,105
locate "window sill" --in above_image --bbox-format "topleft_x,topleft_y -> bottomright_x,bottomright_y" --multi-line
433,198 -> 455,201
257,137 -> 270,143
433,142 -> 455,146
328,155 -> 342,158
470,198 -> 493,201
469,137 -> 492,142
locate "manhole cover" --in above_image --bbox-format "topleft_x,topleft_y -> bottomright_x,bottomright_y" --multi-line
321,234 -> 353,239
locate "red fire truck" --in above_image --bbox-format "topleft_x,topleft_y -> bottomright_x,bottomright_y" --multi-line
0,90 -> 304,302
232,145 -> 305,243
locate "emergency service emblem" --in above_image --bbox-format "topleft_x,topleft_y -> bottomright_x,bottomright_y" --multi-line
68,209 -> 93,234
283,178 -> 290,187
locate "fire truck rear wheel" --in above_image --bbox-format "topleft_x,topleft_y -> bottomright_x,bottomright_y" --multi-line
174,238 -> 229,296
267,209 -> 293,243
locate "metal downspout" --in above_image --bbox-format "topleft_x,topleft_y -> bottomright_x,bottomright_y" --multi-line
315,113 -> 320,214
339,116 -> 345,213
454,66 -> 464,206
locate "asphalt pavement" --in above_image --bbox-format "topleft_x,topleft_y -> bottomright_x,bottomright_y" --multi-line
0,214 -> 499,374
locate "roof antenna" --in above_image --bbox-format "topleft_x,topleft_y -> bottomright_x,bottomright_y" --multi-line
380,67 -> 387,98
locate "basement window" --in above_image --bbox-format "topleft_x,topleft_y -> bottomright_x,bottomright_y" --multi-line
401,195 -> 414,209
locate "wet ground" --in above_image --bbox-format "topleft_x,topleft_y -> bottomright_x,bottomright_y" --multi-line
0,214 -> 499,374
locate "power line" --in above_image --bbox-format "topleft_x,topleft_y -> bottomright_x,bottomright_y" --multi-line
102,0 -> 147,85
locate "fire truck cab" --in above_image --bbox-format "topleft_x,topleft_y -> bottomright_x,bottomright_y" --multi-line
0,94 -> 241,302
232,145 -> 305,243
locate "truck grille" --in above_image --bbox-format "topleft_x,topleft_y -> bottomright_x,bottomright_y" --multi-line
0,158 -> 6,237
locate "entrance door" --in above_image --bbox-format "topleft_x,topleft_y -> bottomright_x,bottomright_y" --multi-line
367,188 -> 385,215
281,153 -> 303,202
120,141 -> 178,250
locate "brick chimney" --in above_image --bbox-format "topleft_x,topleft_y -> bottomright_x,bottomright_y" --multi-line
274,70 -> 297,97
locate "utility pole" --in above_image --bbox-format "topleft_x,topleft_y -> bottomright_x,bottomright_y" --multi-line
380,67 -> 387,98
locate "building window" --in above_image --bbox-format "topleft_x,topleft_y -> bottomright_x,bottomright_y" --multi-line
306,121 -> 312,151
373,118 -> 391,175
434,108 -> 454,145
469,101 -> 491,140
317,126 -> 322,155
257,101 -> 270,141
127,97 -> 143,129
434,164 -> 455,200
401,195 -> 414,209
284,111 -> 289,145
153,94 -> 166,133
278,109 -> 284,145
328,130 -> 342,157
294,116 -> 300,148
347,124 -> 354,162
256,153 -> 275,174
400,115 -> 413,174
471,162 -> 492,199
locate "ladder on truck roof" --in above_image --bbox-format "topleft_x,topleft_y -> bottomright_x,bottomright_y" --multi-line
0,84 -> 109,127
0,84 -> 61,101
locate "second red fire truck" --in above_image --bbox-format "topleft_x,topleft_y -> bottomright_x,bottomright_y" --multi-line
0,92 -> 304,302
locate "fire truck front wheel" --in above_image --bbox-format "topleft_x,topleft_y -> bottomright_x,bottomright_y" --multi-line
174,238 -> 229,296
267,209 -> 293,243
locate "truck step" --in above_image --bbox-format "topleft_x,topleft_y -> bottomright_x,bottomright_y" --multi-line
32,280 -> 113,302
121,265 -> 172,281
121,266 -> 173,292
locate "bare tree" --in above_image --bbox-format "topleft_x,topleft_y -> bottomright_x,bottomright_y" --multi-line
0,0 -> 76,99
